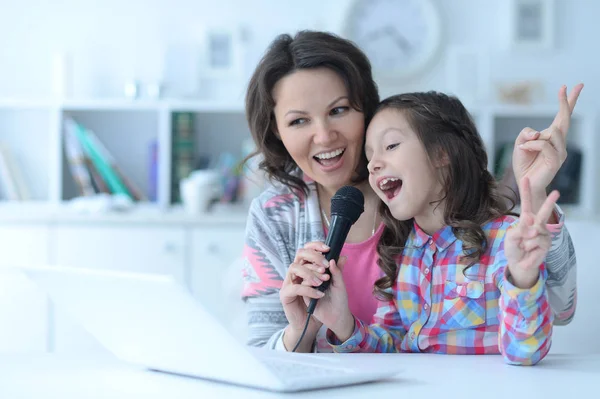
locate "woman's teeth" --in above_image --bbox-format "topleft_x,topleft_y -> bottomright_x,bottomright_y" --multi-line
314,148 -> 345,165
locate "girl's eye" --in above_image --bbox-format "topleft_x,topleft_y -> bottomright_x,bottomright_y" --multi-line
289,118 -> 308,126
386,143 -> 400,151
330,106 -> 349,116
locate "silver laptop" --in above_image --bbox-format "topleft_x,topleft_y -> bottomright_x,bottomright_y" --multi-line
21,265 -> 400,392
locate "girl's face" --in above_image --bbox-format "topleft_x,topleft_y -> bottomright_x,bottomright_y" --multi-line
272,68 -> 365,193
365,108 -> 446,231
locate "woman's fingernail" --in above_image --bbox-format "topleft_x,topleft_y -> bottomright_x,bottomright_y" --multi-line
317,291 -> 325,297
528,130 -> 538,137
322,244 -> 329,249
322,259 -> 329,267
313,278 -> 322,285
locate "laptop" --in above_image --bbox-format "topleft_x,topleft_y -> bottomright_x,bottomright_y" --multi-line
21,265 -> 401,392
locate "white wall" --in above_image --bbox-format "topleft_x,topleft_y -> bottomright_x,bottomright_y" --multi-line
0,0 -> 597,108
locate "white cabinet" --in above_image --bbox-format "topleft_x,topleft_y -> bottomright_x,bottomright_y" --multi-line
0,224 -> 49,352
189,225 -> 246,334
52,224 -> 187,281
51,224 -> 187,354
0,214 -> 249,354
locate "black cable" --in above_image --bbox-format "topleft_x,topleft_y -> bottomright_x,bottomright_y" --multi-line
291,313 -> 312,352
292,271 -> 331,352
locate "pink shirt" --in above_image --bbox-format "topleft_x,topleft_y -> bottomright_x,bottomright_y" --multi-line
330,223 -> 385,323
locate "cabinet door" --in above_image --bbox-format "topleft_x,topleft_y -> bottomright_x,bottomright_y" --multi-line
0,224 -> 49,352
189,226 -> 246,336
51,224 -> 186,354
53,225 -> 186,280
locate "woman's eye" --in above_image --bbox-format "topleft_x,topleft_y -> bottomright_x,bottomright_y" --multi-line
386,143 -> 399,151
289,118 -> 308,126
330,106 -> 349,116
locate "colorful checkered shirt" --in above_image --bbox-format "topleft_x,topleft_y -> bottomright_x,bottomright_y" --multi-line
327,215 -> 553,365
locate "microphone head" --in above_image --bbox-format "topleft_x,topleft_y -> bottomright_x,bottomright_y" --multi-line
331,186 -> 364,224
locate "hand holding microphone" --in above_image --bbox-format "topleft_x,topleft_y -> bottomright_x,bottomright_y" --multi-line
287,186 -> 364,351
306,185 -> 364,313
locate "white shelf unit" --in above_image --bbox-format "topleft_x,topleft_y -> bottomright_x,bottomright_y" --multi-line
470,104 -> 597,218
0,99 -> 248,209
0,99 -> 596,218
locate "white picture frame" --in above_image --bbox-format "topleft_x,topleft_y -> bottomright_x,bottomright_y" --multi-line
201,28 -> 244,79
446,46 -> 490,105
508,0 -> 555,51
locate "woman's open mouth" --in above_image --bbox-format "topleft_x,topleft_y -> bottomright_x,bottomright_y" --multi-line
313,148 -> 345,170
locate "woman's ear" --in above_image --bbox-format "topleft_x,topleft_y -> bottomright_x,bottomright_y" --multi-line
271,116 -> 282,140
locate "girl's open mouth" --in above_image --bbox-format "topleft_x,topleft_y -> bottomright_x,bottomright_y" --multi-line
378,177 -> 403,200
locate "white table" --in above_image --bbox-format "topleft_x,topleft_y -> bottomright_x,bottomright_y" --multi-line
0,353 -> 597,398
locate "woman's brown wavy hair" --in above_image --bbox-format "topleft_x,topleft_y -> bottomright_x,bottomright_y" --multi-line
374,92 -> 517,300
244,30 -> 380,196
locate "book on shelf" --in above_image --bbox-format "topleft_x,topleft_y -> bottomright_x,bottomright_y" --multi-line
0,143 -> 30,201
63,119 -> 100,196
148,139 -> 158,202
171,112 -> 195,203
62,118 -> 145,201
86,128 -> 146,201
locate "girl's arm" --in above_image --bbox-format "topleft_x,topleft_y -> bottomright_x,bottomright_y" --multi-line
326,290 -> 407,353
498,184 -> 556,365
496,264 -> 553,366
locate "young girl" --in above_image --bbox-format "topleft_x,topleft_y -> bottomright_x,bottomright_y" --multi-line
302,91 -> 561,365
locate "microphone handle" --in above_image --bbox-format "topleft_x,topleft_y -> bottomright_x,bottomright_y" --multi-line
306,216 -> 352,315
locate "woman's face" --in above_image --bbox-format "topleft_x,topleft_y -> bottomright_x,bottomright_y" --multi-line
272,67 -> 365,192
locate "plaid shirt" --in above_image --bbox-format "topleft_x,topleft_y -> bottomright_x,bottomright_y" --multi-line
327,215 -> 553,365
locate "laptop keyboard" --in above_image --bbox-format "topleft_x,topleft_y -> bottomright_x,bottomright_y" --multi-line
263,358 -> 353,380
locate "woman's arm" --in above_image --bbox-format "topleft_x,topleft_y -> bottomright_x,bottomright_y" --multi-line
241,198 -> 322,350
543,210 -> 577,325
242,199 -> 288,348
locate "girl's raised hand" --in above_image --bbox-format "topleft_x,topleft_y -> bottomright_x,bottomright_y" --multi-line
505,177 -> 560,289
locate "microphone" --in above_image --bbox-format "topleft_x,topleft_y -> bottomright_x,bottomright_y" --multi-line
306,185 -> 364,315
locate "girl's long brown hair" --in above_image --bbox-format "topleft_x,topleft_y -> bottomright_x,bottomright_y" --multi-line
374,92 -> 516,300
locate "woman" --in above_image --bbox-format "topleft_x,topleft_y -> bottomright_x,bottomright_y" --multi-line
241,30 -> 579,352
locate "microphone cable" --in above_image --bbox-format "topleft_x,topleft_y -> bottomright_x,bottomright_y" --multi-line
291,312 -> 312,352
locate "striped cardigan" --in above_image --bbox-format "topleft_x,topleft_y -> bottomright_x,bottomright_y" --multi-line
241,181 -> 577,350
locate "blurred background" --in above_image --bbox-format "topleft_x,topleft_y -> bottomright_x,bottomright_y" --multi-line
0,0 -> 597,356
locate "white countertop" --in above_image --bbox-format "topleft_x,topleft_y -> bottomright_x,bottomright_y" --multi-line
0,352 -> 597,398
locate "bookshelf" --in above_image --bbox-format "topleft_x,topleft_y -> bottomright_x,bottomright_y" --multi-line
0,99 -> 249,210
0,99 -> 596,219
